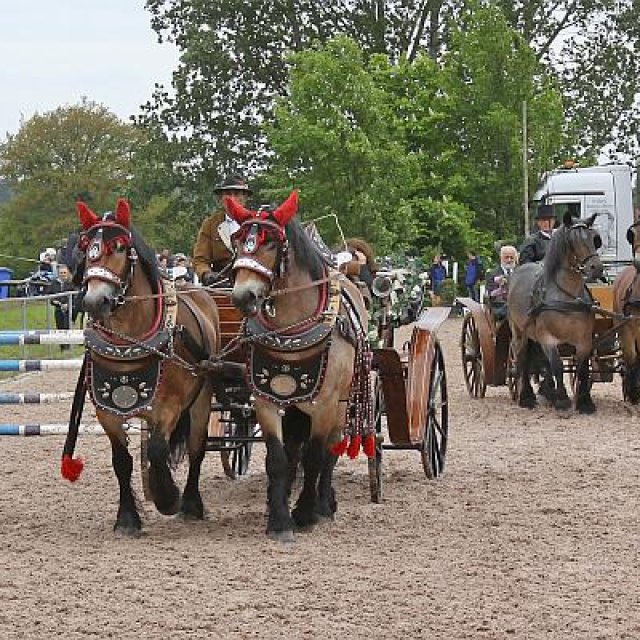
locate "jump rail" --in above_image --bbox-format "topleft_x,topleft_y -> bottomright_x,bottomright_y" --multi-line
0,392 -> 75,404
0,359 -> 84,372
0,330 -> 84,345
0,423 -> 141,436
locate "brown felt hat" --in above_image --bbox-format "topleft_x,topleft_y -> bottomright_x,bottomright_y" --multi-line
214,175 -> 252,195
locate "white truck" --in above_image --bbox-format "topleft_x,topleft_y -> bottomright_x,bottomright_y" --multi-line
533,163 -> 635,269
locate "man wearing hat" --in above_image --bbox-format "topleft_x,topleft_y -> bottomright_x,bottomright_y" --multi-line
192,175 -> 252,285
519,203 -> 557,264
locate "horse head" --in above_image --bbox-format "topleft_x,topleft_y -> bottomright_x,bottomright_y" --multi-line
225,191 -> 298,315
562,211 -> 604,281
76,198 -> 135,320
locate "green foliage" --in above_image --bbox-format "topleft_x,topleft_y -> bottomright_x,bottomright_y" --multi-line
0,100 -> 144,270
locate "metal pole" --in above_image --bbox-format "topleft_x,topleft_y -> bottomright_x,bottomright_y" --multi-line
522,100 -> 529,235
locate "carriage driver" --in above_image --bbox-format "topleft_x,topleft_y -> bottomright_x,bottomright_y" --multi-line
519,203 -> 556,264
192,175 -> 252,285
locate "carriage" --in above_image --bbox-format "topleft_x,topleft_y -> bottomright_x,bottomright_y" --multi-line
458,282 -> 620,402
64,196 -> 452,538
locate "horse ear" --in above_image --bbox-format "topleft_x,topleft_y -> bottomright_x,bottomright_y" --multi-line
585,213 -> 598,227
76,201 -> 99,230
115,198 -> 131,228
273,191 -> 298,226
224,196 -> 254,223
563,211 -> 573,227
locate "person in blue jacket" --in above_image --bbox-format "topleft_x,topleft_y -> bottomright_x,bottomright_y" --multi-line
464,251 -> 484,302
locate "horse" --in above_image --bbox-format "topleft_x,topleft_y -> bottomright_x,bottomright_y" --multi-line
507,212 -> 603,413
613,222 -> 640,403
225,192 -> 373,542
61,199 -> 220,536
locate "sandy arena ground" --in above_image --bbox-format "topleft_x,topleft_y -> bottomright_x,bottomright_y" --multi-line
1,316 -> 639,639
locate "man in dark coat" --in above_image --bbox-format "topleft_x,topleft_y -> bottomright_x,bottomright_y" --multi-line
519,204 -> 556,264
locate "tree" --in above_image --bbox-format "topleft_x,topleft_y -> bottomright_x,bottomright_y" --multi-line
265,37 -> 420,252
0,100 -> 143,268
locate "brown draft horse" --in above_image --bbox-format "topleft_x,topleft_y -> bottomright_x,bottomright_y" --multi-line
225,192 -> 372,543
613,223 -> 640,403
61,199 -> 220,535
508,212 -> 603,413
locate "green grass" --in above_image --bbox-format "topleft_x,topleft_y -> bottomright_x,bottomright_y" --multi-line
0,298 -> 84,378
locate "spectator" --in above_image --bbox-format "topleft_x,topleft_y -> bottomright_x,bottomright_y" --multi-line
485,245 -> 518,321
50,264 -> 81,350
429,255 -> 447,306
464,251 -> 483,302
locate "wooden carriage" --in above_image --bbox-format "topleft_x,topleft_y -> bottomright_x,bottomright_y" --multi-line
458,283 -> 621,402
367,306 -> 450,502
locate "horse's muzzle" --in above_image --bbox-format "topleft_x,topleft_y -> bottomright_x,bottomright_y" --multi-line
231,289 -> 260,316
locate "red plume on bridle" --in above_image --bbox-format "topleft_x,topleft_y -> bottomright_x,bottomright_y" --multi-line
272,191 -> 298,226
224,191 -> 299,227
115,198 -> 131,228
76,201 -> 99,230
224,197 -> 255,224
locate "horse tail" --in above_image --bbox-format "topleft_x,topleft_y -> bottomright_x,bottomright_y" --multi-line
168,408 -> 192,468
61,353 -> 89,482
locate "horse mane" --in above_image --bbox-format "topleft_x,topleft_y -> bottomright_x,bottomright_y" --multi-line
285,217 -> 325,281
130,226 -> 161,286
543,225 -> 570,279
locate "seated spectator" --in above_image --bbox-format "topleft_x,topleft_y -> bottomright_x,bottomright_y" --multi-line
485,245 -> 518,321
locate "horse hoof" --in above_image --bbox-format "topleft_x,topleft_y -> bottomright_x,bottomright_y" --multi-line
518,395 -> 537,409
154,495 -> 181,516
554,397 -> 572,411
114,519 -> 142,537
268,529 -> 295,544
577,399 -> 596,414
292,507 -> 319,529
180,494 -> 205,520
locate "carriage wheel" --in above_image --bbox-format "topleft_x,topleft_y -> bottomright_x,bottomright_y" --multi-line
421,342 -> 448,479
220,410 -> 254,479
461,313 -> 487,398
506,339 -> 519,401
139,419 -> 152,501
368,374 -> 384,503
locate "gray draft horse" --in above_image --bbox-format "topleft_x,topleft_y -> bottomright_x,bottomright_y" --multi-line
508,212 -> 603,413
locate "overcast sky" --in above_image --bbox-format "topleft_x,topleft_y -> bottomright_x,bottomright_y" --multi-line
0,0 -> 179,137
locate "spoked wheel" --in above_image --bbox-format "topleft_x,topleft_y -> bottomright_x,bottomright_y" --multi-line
220,410 -> 254,479
368,373 -> 384,503
421,342 -> 448,479
461,313 -> 487,398
506,339 -> 519,401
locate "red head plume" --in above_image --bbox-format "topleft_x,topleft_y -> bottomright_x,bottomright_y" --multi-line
224,196 -> 255,224
273,191 -> 298,226
76,201 -> 99,230
115,198 -> 131,228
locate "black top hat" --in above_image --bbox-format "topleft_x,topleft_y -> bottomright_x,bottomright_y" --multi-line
214,174 -> 252,194
535,203 -> 555,219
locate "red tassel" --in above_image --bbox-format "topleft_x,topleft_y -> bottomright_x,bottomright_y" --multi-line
61,454 -> 84,482
330,435 -> 349,457
347,434 -> 362,459
362,434 -> 376,459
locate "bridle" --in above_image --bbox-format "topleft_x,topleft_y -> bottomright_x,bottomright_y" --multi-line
565,220 -> 602,275
232,217 -> 289,285
79,221 -> 138,310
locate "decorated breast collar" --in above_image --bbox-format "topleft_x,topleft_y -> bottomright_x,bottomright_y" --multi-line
244,271 -> 342,352
85,277 -> 178,361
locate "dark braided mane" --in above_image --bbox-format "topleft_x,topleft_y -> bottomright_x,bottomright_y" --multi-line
130,226 -> 160,286
285,217 -> 325,281
543,225 -> 570,279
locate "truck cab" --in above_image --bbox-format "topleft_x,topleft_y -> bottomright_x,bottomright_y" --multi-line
533,163 -> 635,271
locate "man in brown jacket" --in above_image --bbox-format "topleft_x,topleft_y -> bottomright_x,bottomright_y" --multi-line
192,175 -> 252,285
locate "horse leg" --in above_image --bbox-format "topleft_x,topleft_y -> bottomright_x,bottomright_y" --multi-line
181,386 -> 212,520
291,435 -> 326,529
517,338 -> 536,408
265,434 -> 295,542
316,453 -> 338,519
147,422 -> 181,516
574,353 -> 596,414
543,346 -> 571,411
282,407 -> 310,497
